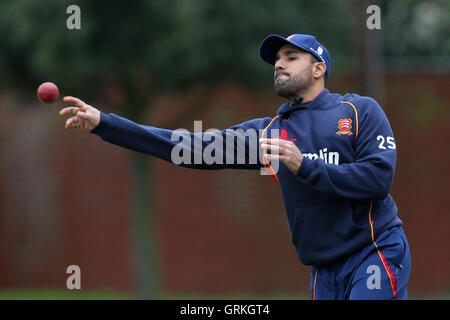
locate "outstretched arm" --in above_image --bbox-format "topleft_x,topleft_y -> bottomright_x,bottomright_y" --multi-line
59,96 -> 272,171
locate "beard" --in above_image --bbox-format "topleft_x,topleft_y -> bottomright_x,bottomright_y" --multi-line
274,66 -> 312,101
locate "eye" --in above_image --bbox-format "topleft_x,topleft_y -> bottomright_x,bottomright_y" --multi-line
288,56 -> 297,61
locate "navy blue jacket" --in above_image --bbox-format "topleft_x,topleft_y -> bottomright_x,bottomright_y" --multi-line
91,88 -> 402,266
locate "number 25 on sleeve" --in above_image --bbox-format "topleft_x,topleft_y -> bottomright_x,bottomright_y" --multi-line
377,135 -> 396,150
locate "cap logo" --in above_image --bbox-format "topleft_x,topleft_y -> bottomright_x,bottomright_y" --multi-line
309,47 -> 326,63
286,34 -> 295,40
317,46 -> 323,55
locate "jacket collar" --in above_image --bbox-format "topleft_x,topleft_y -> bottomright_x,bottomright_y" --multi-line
276,88 -> 339,119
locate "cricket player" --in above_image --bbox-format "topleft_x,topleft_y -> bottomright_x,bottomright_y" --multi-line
59,34 -> 411,299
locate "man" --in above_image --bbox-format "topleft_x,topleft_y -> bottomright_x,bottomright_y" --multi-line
59,34 -> 411,299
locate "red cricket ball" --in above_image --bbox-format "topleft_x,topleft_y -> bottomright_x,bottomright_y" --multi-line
37,82 -> 59,103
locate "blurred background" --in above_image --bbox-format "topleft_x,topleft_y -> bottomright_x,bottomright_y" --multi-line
0,0 -> 448,299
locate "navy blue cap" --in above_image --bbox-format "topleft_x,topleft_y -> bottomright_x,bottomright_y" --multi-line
259,34 -> 331,79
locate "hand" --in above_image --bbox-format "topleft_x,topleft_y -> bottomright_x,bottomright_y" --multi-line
59,96 -> 101,132
260,138 -> 304,175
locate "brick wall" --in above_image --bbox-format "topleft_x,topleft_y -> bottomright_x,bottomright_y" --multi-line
0,75 -> 448,296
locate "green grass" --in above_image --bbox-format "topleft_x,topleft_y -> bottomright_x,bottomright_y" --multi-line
161,292 -> 310,300
0,289 -> 447,300
407,292 -> 450,300
0,289 -> 309,300
0,289 -> 130,300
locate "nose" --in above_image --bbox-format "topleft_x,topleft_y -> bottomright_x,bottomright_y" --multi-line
275,58 -> 286,71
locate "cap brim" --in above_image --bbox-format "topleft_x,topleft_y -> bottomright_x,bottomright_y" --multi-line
259,34 -> 291,65
259,34 -> 312,65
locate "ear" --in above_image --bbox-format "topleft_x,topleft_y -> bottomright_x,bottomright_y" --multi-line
312,62 -> 327,80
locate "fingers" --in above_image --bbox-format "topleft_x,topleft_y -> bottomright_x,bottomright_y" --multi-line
261,143 -> 280,153
59,106 -> 79,116
260,138 -> 286,155
63,96 -> 87,111
65,112 -> 90,127
264,153 -> 287,161
60,107 -> 86,129
59,105 -> 89,118
259,138 -> 282,145
76,110 -> 89,119
65,116 -> 79,128
261,138 -> 302,172
265,152 -> 301,175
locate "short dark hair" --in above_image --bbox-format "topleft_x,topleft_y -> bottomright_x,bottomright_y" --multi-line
310,55 -> 320,64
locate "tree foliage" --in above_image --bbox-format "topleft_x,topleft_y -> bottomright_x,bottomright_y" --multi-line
0,0 -> 354,106
0,0 -> 447,109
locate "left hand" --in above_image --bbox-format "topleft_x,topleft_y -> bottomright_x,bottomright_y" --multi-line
260,138 -> 304,175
